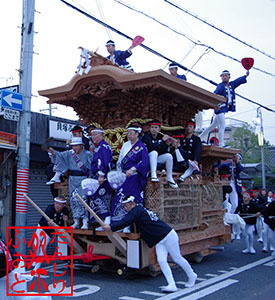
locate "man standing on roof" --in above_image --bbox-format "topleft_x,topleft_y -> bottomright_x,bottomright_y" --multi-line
168,62 -> 187,81
106,40 -> 134,71
199,70 -> 249,147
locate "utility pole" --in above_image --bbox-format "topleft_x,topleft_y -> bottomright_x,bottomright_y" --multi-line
15,0 -> 36,254
257,107 -> 266,188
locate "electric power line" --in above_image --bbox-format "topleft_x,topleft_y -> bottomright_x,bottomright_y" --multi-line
164,0 -> 275,62
113,0 -> 275,77
59,0 -> 275,114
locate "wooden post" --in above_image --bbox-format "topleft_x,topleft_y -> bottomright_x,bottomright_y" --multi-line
75,193 -> 127,257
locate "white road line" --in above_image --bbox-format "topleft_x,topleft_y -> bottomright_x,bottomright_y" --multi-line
140,290 -> 165,296
177,279 -> 238,300
229,267 -> 238,270
196,277 -> 207,281
119,297 -> 146,300
217,270 -> 228,273
205,273 -> 218,277
156,256 -> 274,300
263,260 -> 275,267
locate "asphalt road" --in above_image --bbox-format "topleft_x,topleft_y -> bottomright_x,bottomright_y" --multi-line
22,238 -> 275,300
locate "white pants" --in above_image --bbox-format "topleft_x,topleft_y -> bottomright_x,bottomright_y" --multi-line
179,161 -> 195,181
199,113 -> 225,146
242,224 -> 255,250
256,217 -> 264,240
149,151 -> 174,181
156,229 -> 195,285
263,223 -> 275,251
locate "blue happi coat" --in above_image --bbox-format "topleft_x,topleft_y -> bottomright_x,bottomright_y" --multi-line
90,139 -> 113,222
111,140 -> 149,222
107,50 -> 133,71
214,75 -> 247,114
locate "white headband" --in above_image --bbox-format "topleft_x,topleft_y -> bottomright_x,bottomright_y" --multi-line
54,197 -> 66,204
91,129 -> 104,134
127,127 -> 142,134
122,196 -> 135,204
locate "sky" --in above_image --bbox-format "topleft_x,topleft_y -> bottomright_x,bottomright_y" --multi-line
1,0 -> 275,144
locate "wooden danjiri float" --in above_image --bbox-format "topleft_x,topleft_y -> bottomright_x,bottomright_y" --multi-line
39,52 -> 239,274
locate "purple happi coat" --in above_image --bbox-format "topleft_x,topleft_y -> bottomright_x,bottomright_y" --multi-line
111,139 -> 149,222
90,139 -> 113,222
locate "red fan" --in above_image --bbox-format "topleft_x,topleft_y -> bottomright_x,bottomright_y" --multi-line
241,57 -> 254,70
132,35 -> 144,48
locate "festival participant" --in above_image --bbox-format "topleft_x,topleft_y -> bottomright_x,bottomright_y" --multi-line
111,125 -> 149,228
168,62 -> 187,81
103,196 -> 197,293
89,128 -> 112,230
32,196 -> 68,271
251,188 -> 266,243
174,120 -> 201,183
199,70 -> 249,147
261,201 -> 275,255
106,40 -> 134,71
218,153 -> 243,239
47,125 -> 90,185
267,190 -> 274,203
235,191 -> 261,254
48,137 -> 93,229
142,120 -> 178,188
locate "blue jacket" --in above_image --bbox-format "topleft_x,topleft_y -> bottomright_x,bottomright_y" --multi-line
107,50 -> 133,71
110,205 -> 172,248
214,76 -> 247,114
218,162 -> 243,194
177,74 -> 187,81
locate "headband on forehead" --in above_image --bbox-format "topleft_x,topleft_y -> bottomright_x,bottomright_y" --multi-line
220,70 -> 230,76
72,128 -> 82,134
243,191 -> 253,197
186,121 -> 195,126
149,122 -> 162,126
91,128 -> 104,134
236,153 -> 243,161
122,196 -> 135,204
54,197 -> 66,204
106,40 -> 115,46
169,62 -> 178,69
127,127 -> 142,134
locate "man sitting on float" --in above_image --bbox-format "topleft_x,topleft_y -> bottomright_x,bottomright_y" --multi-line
142,120 -> 178,189
173,120 -> 201,182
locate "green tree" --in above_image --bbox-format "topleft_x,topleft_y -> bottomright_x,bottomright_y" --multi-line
228,124 -> 270,163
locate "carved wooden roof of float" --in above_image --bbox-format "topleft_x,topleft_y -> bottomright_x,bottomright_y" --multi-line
39,53 -> 225,128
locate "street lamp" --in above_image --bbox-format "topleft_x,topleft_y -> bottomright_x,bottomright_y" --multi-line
256,107 -> 266,188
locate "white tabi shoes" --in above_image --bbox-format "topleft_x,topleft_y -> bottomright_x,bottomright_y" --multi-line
160,283 -> 177,293
185,272 -> 198,288
81,218 -> 89,230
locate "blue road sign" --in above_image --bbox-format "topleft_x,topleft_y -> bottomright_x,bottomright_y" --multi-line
1,90 -> 23,111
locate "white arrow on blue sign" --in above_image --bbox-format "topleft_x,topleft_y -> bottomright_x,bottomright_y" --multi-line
1,90 -> 24,111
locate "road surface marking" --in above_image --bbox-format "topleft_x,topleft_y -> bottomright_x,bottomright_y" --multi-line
205,273 -> 218,277
119,297 -> 146,300
177,279 -> 238,300
218,270 -> 228,273
156,256 -> 274,300
141,290 -> 165,296
263,260 -> 275,267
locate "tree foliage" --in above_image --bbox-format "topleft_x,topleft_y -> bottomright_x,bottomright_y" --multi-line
228,124 -> 270,163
